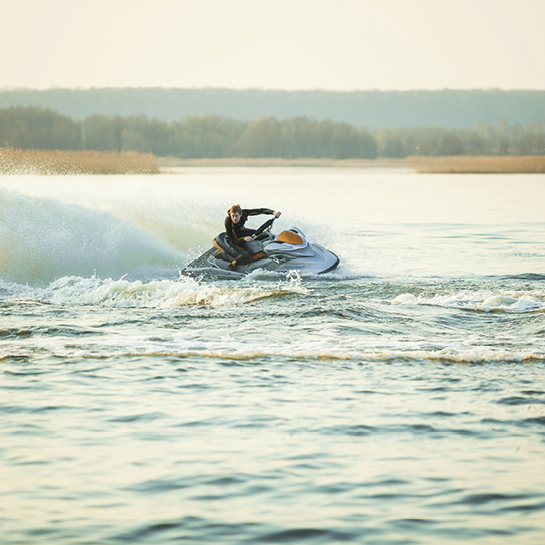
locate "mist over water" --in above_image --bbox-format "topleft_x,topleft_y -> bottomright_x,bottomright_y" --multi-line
1,169 -> 545,544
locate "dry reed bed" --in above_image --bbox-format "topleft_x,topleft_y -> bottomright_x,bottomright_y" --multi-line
2,149 -> 544,175
0,148 -> 159,175
411,155 -> 545,174
160,156 -> 545,172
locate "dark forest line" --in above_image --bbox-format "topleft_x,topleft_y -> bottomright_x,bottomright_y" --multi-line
2,88 -> 545,129
1,106 -> 544,159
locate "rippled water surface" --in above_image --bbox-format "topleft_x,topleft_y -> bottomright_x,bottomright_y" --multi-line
1,168 -> 544,544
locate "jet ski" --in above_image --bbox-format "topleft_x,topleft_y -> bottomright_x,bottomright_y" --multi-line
182,218 -> 339,280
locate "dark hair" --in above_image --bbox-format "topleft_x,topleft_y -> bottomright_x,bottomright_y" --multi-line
229,204 -> 242,215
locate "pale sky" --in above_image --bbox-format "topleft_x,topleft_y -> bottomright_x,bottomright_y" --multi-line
1,0 -> 544,91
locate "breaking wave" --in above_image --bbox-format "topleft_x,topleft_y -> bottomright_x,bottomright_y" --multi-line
392,290 -> 545,314
0,271 -> 306,308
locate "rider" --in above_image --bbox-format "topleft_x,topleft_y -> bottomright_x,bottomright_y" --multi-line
225,204 -> 281,269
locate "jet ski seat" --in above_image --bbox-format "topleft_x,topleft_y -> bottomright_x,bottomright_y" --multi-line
213,233 -> 240,258
213,232 -> 262,259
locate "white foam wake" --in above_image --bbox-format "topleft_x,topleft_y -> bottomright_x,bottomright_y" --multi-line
0,188 -> 179,285
392,290 -> 545,313
0,273 -> 307,308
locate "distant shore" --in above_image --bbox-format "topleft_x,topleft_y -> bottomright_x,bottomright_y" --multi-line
158,157 -> 411,169
0,148 -> 159,175
159,156 -> 545,174
1,149 -> 544,174
410,155 -> 545,174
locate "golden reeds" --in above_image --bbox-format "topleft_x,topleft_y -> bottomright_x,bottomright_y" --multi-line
159,156 -> 545,172
411,155 -> 545,174
0,148 -> 159,175
3,149 -> 544,174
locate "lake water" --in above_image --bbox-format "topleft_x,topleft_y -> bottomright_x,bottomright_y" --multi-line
1,168 -> 544,544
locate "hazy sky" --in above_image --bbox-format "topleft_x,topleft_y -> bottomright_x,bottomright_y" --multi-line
1,0 -> 544,91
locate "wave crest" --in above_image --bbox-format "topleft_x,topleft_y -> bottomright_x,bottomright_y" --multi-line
0,274 -> 306,308
392,290 -> 545,313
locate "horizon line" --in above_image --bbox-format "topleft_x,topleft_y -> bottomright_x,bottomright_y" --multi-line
2,86 -> 545,93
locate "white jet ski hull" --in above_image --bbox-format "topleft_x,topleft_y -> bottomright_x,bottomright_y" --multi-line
183,227 -> 339,280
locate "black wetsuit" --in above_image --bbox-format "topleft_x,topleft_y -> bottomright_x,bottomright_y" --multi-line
224,208 -> 275,254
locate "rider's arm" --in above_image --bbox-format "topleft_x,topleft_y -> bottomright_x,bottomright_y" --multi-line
244,208 -> 275,217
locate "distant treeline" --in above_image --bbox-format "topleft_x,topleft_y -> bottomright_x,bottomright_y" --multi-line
3,88 -> 545,129
1,106 -> 544,159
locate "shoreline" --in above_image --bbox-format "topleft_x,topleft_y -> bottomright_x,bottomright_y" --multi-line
158,155 -> 545,173
2,149 -> 544,174
0,148 -> 159,175
157,157 -> 411,169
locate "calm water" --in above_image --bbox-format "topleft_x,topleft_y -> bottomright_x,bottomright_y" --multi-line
1,168 -> 544,544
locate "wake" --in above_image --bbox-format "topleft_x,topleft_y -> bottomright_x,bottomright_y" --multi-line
0,188 -> 179,285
